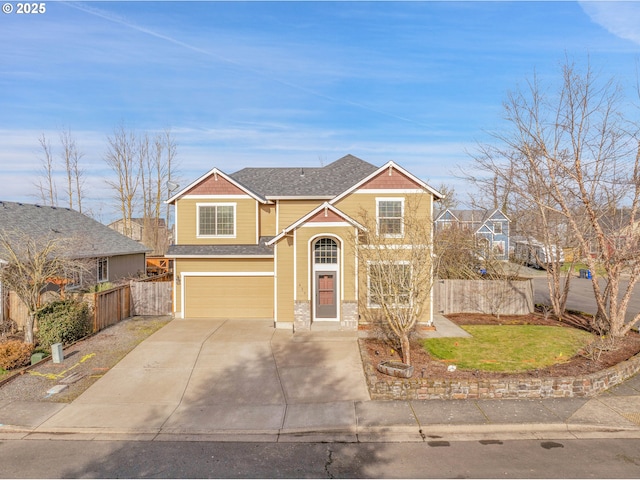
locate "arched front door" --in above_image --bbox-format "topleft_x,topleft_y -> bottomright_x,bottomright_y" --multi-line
313,237 -> 339,321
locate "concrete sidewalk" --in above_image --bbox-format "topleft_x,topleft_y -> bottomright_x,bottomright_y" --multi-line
1,318 -> 640,442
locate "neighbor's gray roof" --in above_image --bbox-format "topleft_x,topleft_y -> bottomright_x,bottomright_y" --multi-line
436,209 -> 492,224
166,237 -> 274,257
230,154 -> 378,197
0,201 -> 150,260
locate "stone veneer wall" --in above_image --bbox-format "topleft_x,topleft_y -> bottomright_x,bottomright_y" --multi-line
341,301 -> 358,330
294,301 -> 311,331
359,339 -> 640,400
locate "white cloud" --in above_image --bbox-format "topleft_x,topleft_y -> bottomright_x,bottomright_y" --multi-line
580,1 -> 640,45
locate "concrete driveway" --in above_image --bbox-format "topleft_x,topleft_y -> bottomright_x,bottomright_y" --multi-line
36,319 -> 370,438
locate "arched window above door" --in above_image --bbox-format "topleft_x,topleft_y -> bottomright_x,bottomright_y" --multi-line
314,238 -> 338,264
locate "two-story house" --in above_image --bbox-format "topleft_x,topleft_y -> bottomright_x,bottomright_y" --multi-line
434,208 -> 510,260
166,154 -> 442,331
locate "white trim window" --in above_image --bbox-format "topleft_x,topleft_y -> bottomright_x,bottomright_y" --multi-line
493,221 -> 503,235
376,198 -> 404,237
367,261 -> 411,308
97,257 -> 109,283
314,237 -> 338,264
197,203 -> 236,238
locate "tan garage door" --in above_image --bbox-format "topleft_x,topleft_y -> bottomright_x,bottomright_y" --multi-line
184,276 -> 274,318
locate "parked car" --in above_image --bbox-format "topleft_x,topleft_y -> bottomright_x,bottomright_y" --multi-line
513,239 -> 564,269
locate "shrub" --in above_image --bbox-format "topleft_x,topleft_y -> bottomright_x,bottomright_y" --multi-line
36,300 -> 91,349
0,340 -> 34,370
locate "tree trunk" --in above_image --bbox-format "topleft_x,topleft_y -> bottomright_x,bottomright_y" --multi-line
400,332 -> 411,366
24,313 -> 35,344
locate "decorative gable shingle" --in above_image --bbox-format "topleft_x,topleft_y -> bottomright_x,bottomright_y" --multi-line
359,166 -> 422,190
185,172 -> 246,196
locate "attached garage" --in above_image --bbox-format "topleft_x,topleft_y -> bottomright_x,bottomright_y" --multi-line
184,274 -> 274,318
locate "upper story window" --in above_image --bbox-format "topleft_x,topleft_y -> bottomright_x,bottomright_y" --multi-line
97,257 -> 108,283
377,198 -> 404,237
493,221 -> 503,235
314,238 -> 338,264
198,203 -> 235,237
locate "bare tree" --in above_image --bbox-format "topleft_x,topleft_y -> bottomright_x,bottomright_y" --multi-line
470,59 -> 640,338
353,197 -> 434,366
105,125 -> 140,239
433,224 -> 485,280
139,130 -> 175,254
0,231 -> 87,344
105,127 -> 176,254
34,130 -> 85,212
34,134 -> 58,206
59,128 -> 85,213
435,184 -> 458,210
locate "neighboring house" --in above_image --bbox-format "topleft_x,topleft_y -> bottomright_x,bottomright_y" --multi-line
589,209 -> 640,259
108,217 -> 171,255
0,201 -> 149,288
434,208 -> 510,260
166,154 -> 442,330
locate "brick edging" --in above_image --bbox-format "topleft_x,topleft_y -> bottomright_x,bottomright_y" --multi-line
358,339 -> 640,400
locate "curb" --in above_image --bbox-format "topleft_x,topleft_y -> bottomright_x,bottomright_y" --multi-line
2,421 -> 639,443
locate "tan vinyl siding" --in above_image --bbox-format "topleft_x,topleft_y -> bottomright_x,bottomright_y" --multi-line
175,197 -> 258,244
275,236 -> 295,322
175,258 -> 273,274
277,200 -> 324,231
334,192 -> 433,236
294,226 -> 357,302
259,203 -> 277,237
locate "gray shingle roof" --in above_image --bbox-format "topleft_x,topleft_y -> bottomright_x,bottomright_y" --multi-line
166,237 -> 274,257
435,209 -> 492,225
230,154 -> 378,197
0,201 -> 149,260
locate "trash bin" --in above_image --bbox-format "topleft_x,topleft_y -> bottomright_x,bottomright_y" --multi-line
51,343 -> 63,364
579,269 -> 592,279
30,352 -> 47,365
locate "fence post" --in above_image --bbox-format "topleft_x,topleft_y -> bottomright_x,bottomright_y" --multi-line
92,291 -> 98,333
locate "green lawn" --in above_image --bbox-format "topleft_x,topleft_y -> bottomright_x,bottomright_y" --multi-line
420,325 -> 594,372
560,262 -> 606,276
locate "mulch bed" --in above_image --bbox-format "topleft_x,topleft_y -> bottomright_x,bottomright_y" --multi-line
362,312 -> 640,382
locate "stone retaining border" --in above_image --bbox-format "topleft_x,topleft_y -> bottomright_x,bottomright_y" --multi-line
359,339 -> 640,400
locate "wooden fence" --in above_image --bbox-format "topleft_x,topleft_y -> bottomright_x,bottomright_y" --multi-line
92,284 -> 131,332
6,280 -> 172,335
131,280 -> 172,316
433,278 -> 534,316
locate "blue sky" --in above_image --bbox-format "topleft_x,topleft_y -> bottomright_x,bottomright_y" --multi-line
1,1 -> 640,221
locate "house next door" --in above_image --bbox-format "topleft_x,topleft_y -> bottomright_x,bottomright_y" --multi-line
315,271 -> 337,318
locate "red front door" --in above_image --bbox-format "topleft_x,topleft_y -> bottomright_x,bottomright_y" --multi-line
316,271 -> 337,318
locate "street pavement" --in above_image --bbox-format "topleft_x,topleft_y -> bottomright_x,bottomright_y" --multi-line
531,270 -> 640,324
1,315 -> 640,443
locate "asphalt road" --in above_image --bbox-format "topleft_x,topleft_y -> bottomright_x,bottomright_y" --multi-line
532,274 -> 640,324
0,438 -> 639,478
